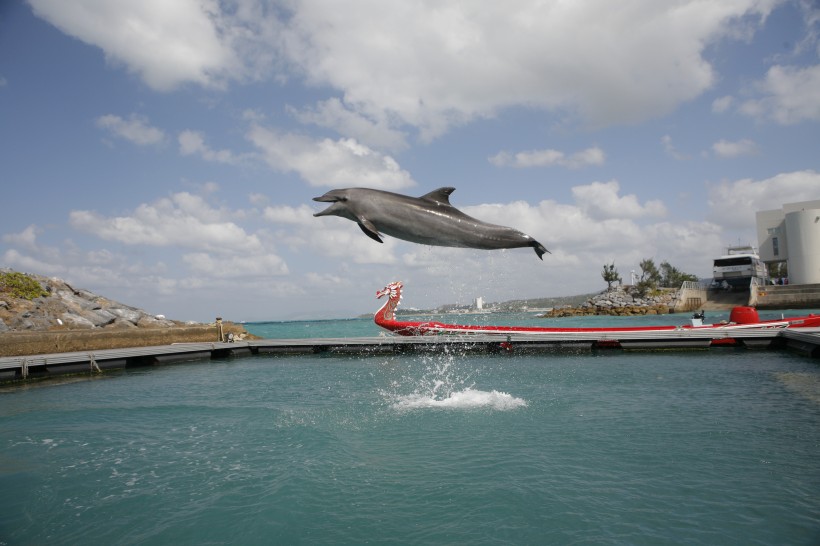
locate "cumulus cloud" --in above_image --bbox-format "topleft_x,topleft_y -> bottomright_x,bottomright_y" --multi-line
740,64 -> 820,124
711,138 -> 758,158
178,130 -> 241,164
29,0 -> 238,91
280,1 -> 776,137
31,0 -> 778,136
96,114 -> 165,145
711,95 -> 734,113
661,135 -> 690,161
2,225 -> 40,249
183,252 -> 288,277
288,98 -> 408,151
401,193 -> 723,303
258,180 -> 679,277
571,181 -> 667,220
263,204 -> 317,226
707,170 -> 820,229
2,248 -> 62,275
69,192 -> 265,253
489,147 -> 605,169
262,204 -> 398,265
247,125 -> 416,190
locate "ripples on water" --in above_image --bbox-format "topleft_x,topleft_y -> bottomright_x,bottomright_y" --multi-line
1,325 -> 820,545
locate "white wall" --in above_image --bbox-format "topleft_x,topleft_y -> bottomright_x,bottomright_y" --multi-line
784,208 -> 820,284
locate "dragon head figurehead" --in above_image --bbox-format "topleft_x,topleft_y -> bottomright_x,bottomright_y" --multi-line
375,281 -> 403,321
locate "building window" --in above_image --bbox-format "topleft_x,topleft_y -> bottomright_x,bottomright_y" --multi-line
772,236 -> 779,256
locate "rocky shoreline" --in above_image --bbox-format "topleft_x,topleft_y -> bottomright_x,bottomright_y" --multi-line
0,269 -> 254,357
542,285 -> 677,317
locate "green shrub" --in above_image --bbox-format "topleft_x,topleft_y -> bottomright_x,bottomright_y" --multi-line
0,271 -> 48,300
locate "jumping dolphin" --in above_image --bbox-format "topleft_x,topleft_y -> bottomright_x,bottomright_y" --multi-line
313,187 -> 549,259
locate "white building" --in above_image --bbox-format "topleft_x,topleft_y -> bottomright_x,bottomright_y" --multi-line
474,297 -> 484,310
756,199 -> 820,284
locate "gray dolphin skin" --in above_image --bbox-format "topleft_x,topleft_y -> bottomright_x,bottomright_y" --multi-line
313,187 -> 550,259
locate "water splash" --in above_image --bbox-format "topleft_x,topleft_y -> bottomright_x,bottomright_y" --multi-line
391,388 -> 527,411
381,353 -> 527,411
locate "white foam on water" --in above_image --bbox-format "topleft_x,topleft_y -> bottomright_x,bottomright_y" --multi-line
390,388 -> 528,411
380,353 -> 527,411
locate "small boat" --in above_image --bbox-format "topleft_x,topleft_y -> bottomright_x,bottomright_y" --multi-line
374,281 -> 820,347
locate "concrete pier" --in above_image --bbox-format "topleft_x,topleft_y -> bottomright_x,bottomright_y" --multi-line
2,327 -> 819,383
753,283 -> 820,309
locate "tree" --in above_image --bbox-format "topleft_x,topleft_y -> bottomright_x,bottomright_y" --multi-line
768,262 -> 787,279
659,261 -> 698,287
601,262 -> 622,290
634,258 -> 663,297
633,258 -> 698,295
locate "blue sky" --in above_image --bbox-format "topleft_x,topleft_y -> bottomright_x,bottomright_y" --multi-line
1,0 -> 819,321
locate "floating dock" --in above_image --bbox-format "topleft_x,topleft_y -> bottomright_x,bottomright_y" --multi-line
1,327 -> 819,382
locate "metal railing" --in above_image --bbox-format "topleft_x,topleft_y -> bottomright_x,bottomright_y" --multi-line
680,280 -> 709,291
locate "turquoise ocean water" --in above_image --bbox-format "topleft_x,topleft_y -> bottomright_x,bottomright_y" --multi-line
2,311 -> 819,545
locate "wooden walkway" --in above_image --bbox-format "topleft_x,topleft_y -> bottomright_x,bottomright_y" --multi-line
2,328 -> 819,382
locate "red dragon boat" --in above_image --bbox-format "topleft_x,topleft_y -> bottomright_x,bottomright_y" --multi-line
374,281 -> 820,348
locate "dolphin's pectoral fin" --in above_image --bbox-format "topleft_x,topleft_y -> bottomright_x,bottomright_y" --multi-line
419,187 -> 456,206
358,218 -> 384,243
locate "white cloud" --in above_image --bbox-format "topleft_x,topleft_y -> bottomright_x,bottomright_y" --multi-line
707,170 -> 820,229
96,114 -> 165,145
69,192 -> 265,254
489,147 -> 605,169
661,134 -> 690,161
183,252 -> 288,277
2,225 -> 40,249
389,195 -> 723,304
178,130 -> 241,164
711,138 -> 758,158
262,204 -> 399,265
29,0 -> 238,91
3,180 -> 742,319
31,1 -> 779,137
247,125 -> 416,190
2,248 -> 61,275
306,220 -> 399,265
260,180 -> 682,283
571,181 -> 667,220
303,272 -> 346,287
711,95 -> 734,113
740,64 -> 820,124
281,1 -> 777,137
263,204 -> 316,226
288,98 -> 408,151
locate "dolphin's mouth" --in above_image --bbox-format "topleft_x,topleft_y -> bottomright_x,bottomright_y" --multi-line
312,194 -> 347,217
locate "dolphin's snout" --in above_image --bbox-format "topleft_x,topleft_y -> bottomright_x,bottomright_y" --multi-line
313,191 -> 347,203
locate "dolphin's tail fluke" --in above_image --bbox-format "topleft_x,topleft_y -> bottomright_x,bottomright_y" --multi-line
532,241 -> 550,260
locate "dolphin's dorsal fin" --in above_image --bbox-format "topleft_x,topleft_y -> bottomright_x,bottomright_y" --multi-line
419,187 -> 456,206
